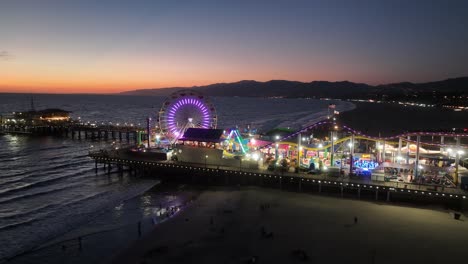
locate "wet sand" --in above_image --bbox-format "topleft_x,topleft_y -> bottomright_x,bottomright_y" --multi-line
113,187 -> 468,264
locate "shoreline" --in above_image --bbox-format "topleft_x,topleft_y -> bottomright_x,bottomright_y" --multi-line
0,98 -> 354,264
4,179 -> 162,264
3,98 -> 468,263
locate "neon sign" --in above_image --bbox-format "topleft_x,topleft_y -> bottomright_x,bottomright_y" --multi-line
354,160 -> 379,170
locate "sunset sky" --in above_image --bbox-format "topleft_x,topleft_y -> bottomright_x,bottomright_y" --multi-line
1,0 -> 467,94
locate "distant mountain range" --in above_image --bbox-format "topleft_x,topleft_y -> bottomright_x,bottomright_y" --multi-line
121,77 -> 468,104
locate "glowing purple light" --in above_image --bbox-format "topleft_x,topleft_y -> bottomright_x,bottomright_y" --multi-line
166,97 -> 212,135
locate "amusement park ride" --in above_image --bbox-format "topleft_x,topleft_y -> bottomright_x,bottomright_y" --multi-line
158,90 -> 217,144
154,90 -> 251,154
140,90 -> 468,188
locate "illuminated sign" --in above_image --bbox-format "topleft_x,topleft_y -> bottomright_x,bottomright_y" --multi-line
354,160 -> 379,170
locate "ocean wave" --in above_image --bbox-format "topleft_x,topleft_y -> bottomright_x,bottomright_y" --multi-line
0,217 -> 39,231
38,145 -> 69,152
0,167 -> 93,197
0,96 -> 356,261
0,179 -> 159,261
0,159 -> 91,183
0,191 -> 111,229
0,183 -> 81,205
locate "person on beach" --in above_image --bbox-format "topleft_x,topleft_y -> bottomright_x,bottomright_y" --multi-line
354,216 -> 358,224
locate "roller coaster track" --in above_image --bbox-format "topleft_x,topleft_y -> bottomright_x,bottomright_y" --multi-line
261,120 -> 468,150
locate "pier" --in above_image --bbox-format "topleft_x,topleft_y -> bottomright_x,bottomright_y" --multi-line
0,122 -> 150,143
89,149 -> 468,211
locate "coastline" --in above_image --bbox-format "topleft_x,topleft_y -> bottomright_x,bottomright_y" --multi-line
0,96 -> 355,264
4,179 -> 162,264
338,101 -> 468,136
4,98 -> 468,263
113,187 -> 468,264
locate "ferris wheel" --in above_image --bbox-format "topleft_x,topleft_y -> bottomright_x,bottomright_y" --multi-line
158,90 -> 217,139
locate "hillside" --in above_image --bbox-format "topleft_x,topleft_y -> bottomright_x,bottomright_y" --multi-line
121,77 -> 468,103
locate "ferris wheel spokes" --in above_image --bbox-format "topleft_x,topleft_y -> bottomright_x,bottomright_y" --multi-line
159,90 -> 217,140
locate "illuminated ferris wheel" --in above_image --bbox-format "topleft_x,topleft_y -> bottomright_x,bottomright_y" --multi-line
158,90 -> 217,139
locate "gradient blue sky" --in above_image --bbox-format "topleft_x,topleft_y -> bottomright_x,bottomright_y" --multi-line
1,0 -> 467,93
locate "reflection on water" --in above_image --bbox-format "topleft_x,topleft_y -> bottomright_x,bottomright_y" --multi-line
0,134 -> 158,261
0,94 -> 352,262
8,185 -> 197,264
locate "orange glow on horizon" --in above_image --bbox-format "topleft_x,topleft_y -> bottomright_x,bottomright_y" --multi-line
0,78 -> 255,94
0,51 -> 381,94
0,52 -> 420,94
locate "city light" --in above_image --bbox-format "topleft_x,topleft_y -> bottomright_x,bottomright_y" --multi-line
252,153 -> 259,161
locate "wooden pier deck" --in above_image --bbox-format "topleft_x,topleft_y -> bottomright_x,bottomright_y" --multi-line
89,149 -> 468,211
0,122 -> 149,143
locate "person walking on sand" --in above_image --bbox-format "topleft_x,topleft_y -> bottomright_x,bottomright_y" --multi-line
354,216 -> 358,224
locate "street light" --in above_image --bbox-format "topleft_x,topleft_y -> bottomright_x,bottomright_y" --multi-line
238,156 -> 243,171
252,153 -> 259,161
275,143 -> 279,160
205,155 -> 208,168
250,138 -> 256,145
156,134 -> 161,148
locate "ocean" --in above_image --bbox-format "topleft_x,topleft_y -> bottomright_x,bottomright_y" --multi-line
0,94 -> 355,263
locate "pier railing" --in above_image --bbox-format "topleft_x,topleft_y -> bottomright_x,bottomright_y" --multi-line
89,150 -> 468,209
1,122 -> 149,143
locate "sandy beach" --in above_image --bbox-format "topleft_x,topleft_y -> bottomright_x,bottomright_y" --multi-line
113,187 -> 468,264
